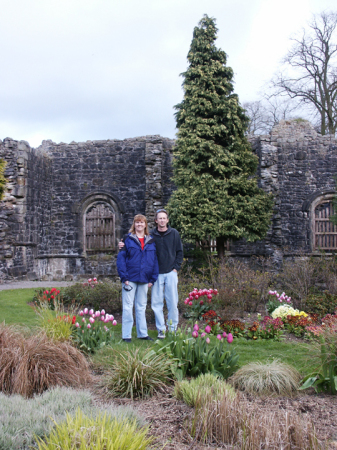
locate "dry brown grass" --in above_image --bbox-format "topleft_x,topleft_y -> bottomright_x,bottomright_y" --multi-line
190,390 -> 322,449
0,324 -> 92,398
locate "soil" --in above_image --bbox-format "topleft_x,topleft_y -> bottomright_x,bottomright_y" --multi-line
93,386 -> 337,449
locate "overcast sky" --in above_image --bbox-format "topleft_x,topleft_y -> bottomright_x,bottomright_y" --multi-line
0,0 -> 335,148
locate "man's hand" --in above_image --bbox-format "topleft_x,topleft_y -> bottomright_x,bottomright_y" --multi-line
118,239 -> 125,250
148,283 -> 153,288
173,269 -> 177,273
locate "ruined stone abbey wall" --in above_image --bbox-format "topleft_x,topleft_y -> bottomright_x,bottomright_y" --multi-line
0,120 -> 336,281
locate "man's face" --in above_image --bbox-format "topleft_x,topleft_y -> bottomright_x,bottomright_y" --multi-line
156,212 -> 169,230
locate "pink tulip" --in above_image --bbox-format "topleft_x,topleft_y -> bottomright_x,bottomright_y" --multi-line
109,315 -> 114,321
214,289 -> 218,295
101,316 -> 105,321
101,309 -> 105,315
227,333 -> 233,343
87,324 -> 91,329
93,277 -> 97,282
89,309 -> 94,315
207,294 -> 212,299
112,320 -> 117,326
95,311 -> 100,317
104,326 -> 108,332
195,295 -> 199,299
201,332 -> 206,337
217,334 -> 222,341
84,308 -> 88,314
193,324 -> 199,331
188,301 -> 193,306
199,300 -> 204,305
192,331 -> 198,338
89,317 -> 95,324
75,322 -> 80,328
88,278 -> 92,283
206,337 -> 210,344
222,331 -> 227,338
184,299 -> 189,305
82,318 -> 86,323
79,310 -> 84,316
205,325 -> 211,333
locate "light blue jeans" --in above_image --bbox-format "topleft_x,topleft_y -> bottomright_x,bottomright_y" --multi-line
122,282 -> 149,339
151,270 -> 179,332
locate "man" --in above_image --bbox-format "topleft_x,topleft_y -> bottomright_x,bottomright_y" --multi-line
119,209 -> 183,338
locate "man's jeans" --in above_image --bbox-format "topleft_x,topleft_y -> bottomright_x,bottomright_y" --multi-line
122,282 -> 148,339
151,270 -> 179,332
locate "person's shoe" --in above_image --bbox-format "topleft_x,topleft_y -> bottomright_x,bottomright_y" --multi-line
157,330 -> 165,339
138,336 -> 153,341
123,338 -> 132,343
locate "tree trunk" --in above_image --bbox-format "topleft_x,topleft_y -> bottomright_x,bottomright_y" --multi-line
216,236 -> 225,259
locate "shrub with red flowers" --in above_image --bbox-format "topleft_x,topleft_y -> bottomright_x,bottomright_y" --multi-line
220,319 -> 246,338
246,316 -> 284,341
306,311 -> 337,337
183,288 -> 218,320
285,314 -> 316,337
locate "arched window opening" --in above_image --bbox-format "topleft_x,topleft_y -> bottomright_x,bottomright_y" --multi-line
314,200 -> 337,250
85,202 -> 115,253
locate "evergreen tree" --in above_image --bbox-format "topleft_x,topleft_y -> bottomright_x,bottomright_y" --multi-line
0,159 -> 6,200
167,15 -> 273,257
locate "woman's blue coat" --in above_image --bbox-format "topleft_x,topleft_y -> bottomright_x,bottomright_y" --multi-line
117,234 -> 159,284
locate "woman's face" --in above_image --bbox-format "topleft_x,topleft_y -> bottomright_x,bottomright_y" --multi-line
134,220 -> 146,233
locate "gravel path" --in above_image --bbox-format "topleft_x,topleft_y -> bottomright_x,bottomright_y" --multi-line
0,281 -> 77,291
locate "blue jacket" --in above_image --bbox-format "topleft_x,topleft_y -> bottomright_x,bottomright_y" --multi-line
117,234 -> 159,284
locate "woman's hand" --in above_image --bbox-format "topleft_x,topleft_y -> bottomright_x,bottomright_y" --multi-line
125,280 -> 129,285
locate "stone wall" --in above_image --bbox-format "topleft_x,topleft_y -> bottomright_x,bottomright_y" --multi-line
0,120 -> 336,281
0,135 -> 174,281
232,120 -> 337,260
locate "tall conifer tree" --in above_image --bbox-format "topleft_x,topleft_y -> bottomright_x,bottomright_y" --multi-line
167,15 -> 273,256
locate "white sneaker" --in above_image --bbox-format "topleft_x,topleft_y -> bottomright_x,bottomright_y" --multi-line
158,330 -> 165,339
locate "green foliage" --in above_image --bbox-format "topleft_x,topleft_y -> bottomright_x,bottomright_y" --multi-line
72,318 -> 116,354
174,372 -> 235,406
305,292 -> 337,317
167,15 -> 273,245
0,387 -> 145,450
35,408 -> 153,450
101,348 -> 172,399
230,359 -> 301,396
153,328 -> 239,380
0,159 -> 7,200
35,304 -> 75,342
61,280 -> 122,311
300,329 -> 337,394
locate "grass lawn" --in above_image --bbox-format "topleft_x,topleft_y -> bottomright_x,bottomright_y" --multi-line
0,288 -> 38,327
0,288 -> 316,377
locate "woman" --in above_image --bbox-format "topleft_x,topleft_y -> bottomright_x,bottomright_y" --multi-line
117,214 -> 159,342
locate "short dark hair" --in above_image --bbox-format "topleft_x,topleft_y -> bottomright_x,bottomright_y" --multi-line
155,209 -> 169,219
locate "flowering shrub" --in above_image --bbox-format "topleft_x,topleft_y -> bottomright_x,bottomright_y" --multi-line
34,287 -> 61,310
246,317 -> 284,341
271,305 -> 308,320
153,325 -> 238,380
183,288 -> 218,320
266,290 -> 292,315
305,312 -> 337,337
73,308 -> 117,353
285,314 -> 315,337
220,319 -> 246,338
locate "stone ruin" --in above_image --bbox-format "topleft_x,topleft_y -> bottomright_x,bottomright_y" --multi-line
0,120 -> 336,281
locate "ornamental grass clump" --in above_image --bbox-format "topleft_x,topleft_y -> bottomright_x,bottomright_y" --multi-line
191,389 -> 322,449
35,303 -> 76,342
174,372 -> 236,407
100,348 -> 172,399
35,408 -> 153,450
0,324 -> 91,397
230,360 -> 301,396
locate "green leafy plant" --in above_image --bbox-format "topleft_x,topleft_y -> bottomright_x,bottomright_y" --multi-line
230,359 -> 301,396
35,408 -> 153,450
300,328 -> 337,394
153,327 -> 239,380
62,278 -> 122,311
72,308 -> 117,354
174,372 -> 235,406
101,348 -> 172,399
35,303 -> 76,342
305,292 -> 337,317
